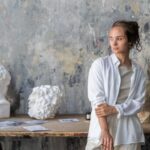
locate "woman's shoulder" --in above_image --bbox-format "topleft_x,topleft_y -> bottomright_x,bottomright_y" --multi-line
132,60 -> 146,78
89,55 -> 111,73
132,60 -> 144,71
92,55 -> 111,66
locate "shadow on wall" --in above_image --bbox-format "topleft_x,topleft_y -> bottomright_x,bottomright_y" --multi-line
6,77 -> 20,115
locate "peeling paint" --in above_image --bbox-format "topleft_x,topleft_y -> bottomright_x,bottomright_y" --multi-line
49,48 -> 83,74
102,0 -> 106,7
88,23 -> 96,44
131,2 -> 140,15
144,22 -> 149,33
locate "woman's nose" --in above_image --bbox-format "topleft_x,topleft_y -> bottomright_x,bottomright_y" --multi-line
112,39 -> 117,46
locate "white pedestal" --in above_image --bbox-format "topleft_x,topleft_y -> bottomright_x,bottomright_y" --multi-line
0,101 -> 10,118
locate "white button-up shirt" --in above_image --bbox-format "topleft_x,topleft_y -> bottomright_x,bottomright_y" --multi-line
87,53 -> 146,146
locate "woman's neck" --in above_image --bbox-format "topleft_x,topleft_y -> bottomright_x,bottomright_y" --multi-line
116,53 -> 131,67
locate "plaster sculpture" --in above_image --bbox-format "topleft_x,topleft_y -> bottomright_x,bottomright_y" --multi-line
0,65 -> 11,118
28,85 -> 63,119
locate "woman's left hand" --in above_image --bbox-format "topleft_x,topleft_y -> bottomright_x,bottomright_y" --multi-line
95,103 -> 117,117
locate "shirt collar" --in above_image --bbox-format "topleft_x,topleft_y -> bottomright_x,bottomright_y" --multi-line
110,53 -> 137,70
110,53 -> 120,66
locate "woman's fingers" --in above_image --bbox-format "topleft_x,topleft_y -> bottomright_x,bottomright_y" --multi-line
109,137 -> 113,150
101,136 -> 113,150
102,138 -> 107,150
95,103 -> 114,117
95,108 -> 108,117
105,138 -> 109,150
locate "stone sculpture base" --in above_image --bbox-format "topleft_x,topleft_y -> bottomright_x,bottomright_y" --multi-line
0,101 -> 10,118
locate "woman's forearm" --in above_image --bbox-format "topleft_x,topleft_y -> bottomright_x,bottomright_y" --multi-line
98,116 -> 109,131
95,105 -> 114,149
98,116 -> 114,150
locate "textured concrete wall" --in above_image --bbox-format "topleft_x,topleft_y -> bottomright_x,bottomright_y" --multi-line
0,0 -> 150,149
0,0 -> 150,114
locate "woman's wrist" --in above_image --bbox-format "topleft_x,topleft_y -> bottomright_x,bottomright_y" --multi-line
101,128 -> 109,133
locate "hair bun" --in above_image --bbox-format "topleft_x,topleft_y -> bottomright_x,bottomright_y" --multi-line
112,20 -> 141,51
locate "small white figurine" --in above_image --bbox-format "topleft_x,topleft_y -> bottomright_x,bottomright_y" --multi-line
28,85 -> 63,119
0,65 -> 11,118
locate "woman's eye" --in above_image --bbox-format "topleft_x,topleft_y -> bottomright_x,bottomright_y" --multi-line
118,37 -> 123,41
108,36 -> 125,42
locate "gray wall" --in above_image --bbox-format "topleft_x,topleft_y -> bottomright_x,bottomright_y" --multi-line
0,0 -> 150,149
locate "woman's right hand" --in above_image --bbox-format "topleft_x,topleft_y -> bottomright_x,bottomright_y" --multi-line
101,129 -> 114,150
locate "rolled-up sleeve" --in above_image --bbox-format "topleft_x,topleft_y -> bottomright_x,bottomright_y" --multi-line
114,69 -> 146,118
88,59 -> 106,109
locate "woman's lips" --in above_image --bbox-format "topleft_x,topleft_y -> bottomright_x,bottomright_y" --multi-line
113,47 -> 119,49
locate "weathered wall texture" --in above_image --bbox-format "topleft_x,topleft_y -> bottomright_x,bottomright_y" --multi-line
0,0 -> 150,149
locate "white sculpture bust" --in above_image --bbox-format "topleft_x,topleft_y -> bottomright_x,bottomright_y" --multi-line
0,65 -> 11,118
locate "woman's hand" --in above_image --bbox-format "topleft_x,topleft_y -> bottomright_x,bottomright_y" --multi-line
95,103 -> 117,117
95,103 -> 117,149
101,129 -> 114,150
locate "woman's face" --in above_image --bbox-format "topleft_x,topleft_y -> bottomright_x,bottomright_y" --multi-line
108,26 -> 129,54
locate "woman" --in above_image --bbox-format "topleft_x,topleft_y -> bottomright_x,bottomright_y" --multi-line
86,20 -> 146,150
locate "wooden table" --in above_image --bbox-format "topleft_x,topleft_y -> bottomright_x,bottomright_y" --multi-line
0,115 -> 149,138
0,115 -> 89,137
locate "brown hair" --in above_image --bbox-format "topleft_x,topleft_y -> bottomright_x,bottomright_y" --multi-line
112,20 -> 142,51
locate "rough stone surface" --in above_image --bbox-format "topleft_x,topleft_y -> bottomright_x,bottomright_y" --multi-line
28,85 -> 63,119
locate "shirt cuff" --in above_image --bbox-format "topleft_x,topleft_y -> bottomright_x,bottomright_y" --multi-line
92,100 -> 106,109
114,104 -> 124,118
